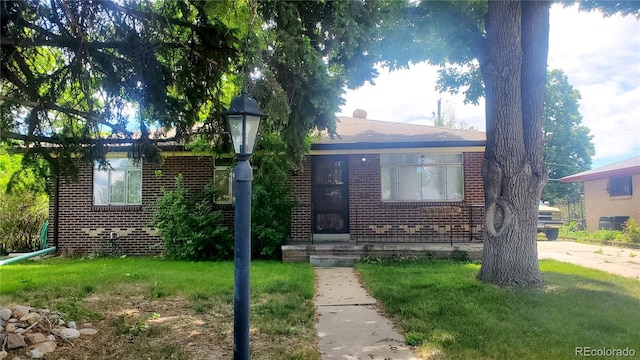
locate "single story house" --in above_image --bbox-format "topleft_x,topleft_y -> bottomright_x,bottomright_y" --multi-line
48,112 -> 487,260
560,156 -> 640,232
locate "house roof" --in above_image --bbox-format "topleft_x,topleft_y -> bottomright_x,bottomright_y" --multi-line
559,156 -> 640,183
311,116 -> 486,150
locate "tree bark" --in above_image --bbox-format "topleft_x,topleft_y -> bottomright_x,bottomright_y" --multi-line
477,0 -> 549,287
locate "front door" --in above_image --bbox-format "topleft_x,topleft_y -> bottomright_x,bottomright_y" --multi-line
312,156 -> 349,236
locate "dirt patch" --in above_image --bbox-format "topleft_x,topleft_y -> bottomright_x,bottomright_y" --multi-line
3,290 -> 317,360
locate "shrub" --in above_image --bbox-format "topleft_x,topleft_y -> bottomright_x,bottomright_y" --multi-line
0,191 -> 48,252
151,175 -> 232,261
623,218 -> 640,243
250,133 -> 296,259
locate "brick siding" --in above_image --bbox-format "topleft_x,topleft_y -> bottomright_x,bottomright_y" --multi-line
289,152 -> 485,243
48,156 -> 234,255
49,150 -> 485,256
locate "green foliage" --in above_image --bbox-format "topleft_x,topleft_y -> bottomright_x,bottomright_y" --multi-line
542,69 -> 594,202
450,250 -> 471,262
404,332 -> 425,347
0,139 -> 49,253
559,223 -> 640,245
356,260 -> 640,359
623,218 -> 640,243
251,133 -> 297,259
0,258 -> 317,359
0,191 -> 48,252
3,0 -> 401,175
150,175 -> 232,261
2,0 -> 239,170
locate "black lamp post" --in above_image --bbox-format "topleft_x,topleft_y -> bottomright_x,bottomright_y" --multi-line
225,88 -> 264,360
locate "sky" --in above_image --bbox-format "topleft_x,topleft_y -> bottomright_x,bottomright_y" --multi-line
337,4 -> 640,169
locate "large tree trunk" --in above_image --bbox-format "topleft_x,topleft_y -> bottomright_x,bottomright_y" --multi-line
477,0 -> 549,287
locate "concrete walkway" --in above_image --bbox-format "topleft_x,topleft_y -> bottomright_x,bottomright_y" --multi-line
314,267 -> 418,360
537,241 -> 640,280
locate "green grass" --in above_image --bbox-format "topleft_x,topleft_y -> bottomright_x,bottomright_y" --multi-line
0,257 -> 318,359
356,259 -> 640,360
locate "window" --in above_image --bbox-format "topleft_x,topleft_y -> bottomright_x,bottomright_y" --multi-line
608,176 -> 633,196
381,153 -> 463,201
214,166 -> 234,203
93,158 -> 142,205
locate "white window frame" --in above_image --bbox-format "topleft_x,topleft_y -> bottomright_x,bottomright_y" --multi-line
93,158 -> 142,205
214,166 -> 235,204
380,153 -> 464,202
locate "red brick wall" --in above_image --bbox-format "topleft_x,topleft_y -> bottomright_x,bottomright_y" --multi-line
290,157 -> 312,241
48,156 -> 234,255
289,151 -> 485,243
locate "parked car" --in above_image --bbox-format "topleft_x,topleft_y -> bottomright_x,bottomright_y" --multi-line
538,201 -> 563,240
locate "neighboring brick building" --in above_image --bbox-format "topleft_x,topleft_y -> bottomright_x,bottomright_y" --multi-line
49,114 -> 487,258
560,156 -> 640,232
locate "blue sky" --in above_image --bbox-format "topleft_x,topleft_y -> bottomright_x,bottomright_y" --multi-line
338,4 -> 640,169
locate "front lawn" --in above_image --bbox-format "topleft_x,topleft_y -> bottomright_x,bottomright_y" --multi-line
357,259 -> 640,360
0,257 -> 318,360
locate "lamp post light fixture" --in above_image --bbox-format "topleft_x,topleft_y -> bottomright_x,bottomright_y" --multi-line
224,88 -> 264,360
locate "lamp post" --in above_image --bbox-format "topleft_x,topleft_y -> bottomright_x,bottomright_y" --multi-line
225,88 -> 264,360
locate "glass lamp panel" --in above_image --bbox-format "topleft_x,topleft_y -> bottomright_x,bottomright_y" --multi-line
244,114 -> 261,154
227,115 -> 243,154
227,114 -> 261,154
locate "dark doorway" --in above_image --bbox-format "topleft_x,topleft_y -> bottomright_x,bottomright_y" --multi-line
312,156 -> 349,235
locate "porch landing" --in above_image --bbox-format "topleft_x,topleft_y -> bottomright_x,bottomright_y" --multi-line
282,242 -> 483,263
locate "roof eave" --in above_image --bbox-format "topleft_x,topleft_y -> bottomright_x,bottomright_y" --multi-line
559,166 -> 640,183
311,140 -> 486,151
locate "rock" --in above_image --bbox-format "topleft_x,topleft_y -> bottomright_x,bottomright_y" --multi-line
20,312 -> 41,325
46,335 -> 56,342
7,333 -> 27,349
59,328 -> 80,340
5,323 -> 16,333
0,350 -> 7,360
26,349 -> 44,359
12,305 -> 30,319
30,341 -> 57,354
80,322 -> 93,328
0,308 -> 12,321
78,328 -> 98,336
25,333 -> 48,345
66,321 -> 76,329
8,318 -> 18,323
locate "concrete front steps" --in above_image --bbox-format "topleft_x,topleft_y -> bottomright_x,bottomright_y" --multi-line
282,242 -> 483,264
310,255 -> 360,267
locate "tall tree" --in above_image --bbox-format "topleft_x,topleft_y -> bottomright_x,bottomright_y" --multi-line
542,69 -> 594,203
1,0 -> 240,171
1,0 -> 396,172
375,0 -> 639,286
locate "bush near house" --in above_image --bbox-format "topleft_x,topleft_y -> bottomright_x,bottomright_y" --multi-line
150,175 -> 233,261
559,219 -> 640,246
0,191 -> 48,252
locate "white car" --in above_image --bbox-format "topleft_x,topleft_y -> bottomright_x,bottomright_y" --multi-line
537,201 -> 563,240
